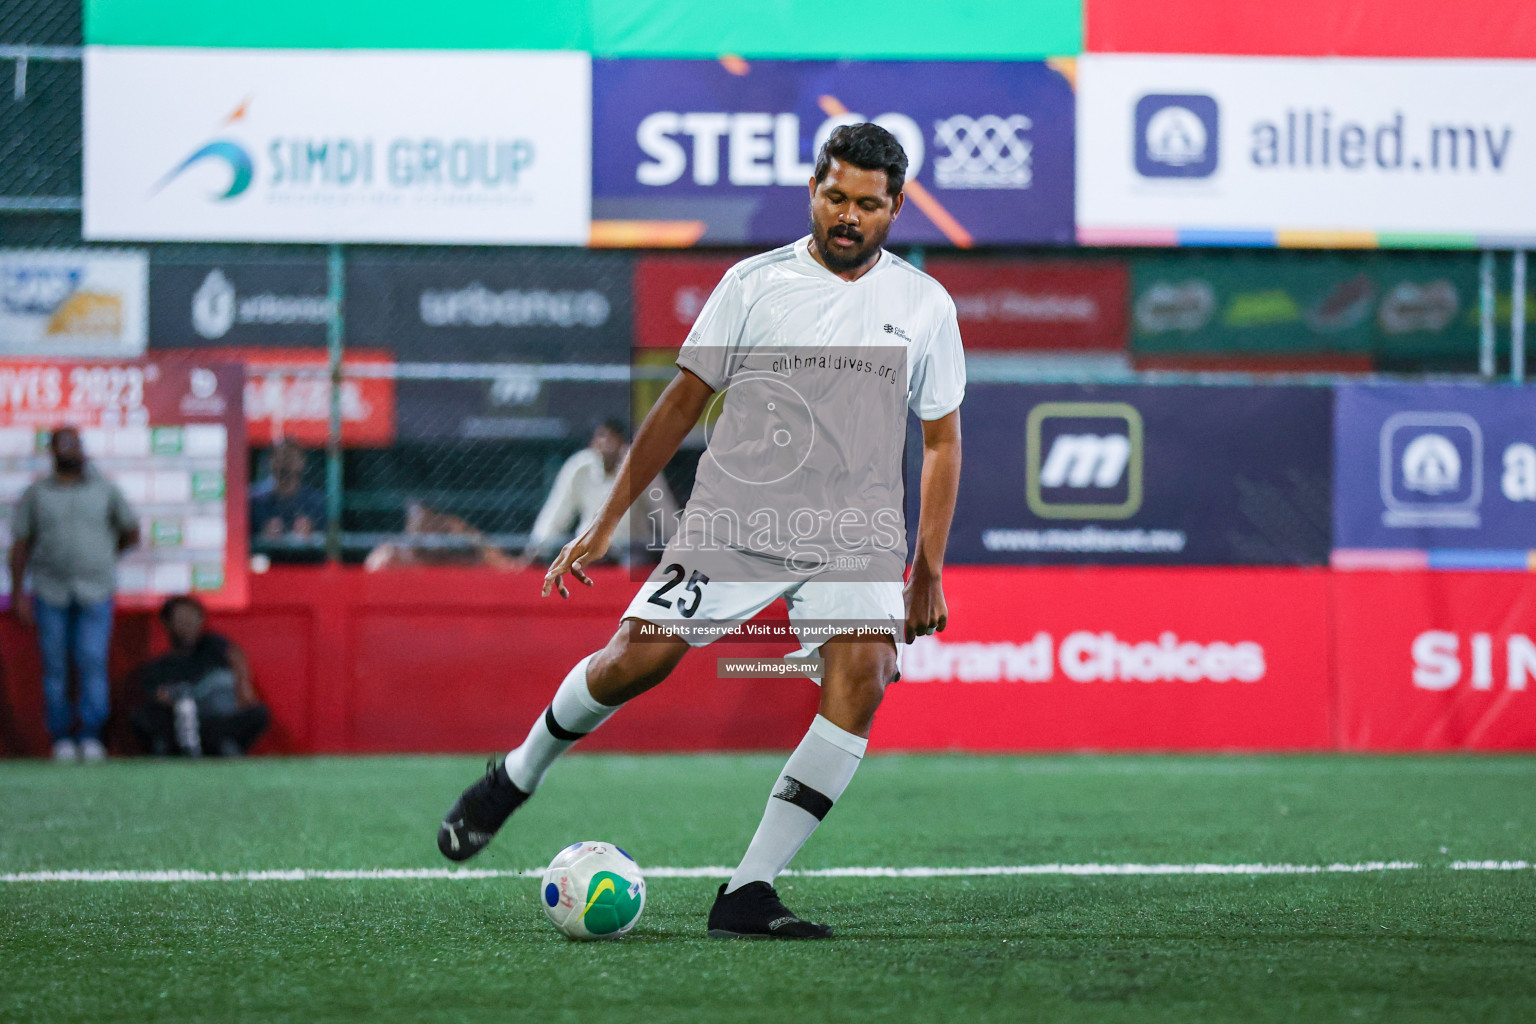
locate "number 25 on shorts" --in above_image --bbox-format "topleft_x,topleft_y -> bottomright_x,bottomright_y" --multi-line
646,564 -> 711,618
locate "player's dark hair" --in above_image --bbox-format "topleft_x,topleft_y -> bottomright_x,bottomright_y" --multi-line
813,123 -> 908,196
159,594 -> 204,623
599,418 -> 630,442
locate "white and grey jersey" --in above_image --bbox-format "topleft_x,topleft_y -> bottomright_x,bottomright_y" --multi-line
672,237 -> 965,580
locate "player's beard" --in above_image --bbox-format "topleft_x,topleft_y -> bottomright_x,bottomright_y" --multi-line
810,217 -> 889,273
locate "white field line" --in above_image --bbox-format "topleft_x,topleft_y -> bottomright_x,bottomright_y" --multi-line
5,860 -> 1530,884
1448,860 -> 1533,871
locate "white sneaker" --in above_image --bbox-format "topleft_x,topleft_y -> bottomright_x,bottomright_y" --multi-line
79,738 -> 107,763
51,738 -> 79,762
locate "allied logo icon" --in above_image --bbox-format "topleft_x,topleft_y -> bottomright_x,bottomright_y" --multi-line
1380,412 -> 1482,527
1135,94 -> 1219,179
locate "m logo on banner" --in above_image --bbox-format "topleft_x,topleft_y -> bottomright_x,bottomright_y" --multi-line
1026,402 -> 1144,520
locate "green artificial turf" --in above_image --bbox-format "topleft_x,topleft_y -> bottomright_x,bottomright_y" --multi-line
2,754 -> 1533,1023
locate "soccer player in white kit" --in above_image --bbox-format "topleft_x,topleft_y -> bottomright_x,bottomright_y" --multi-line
438,123 -> 965,939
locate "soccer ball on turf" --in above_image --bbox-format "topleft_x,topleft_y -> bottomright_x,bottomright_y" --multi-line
539,841 -> 646,940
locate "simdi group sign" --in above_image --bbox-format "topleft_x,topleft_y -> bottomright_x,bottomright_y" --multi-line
83,48 -> 591,244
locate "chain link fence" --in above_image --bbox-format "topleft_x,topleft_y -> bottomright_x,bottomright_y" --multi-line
1,0 -> 80,206
5,0 -> 1530,575
245,360 -> 690,568
0,0 -> 76,44
154,244 -> 685,567
2,0 -> 80,250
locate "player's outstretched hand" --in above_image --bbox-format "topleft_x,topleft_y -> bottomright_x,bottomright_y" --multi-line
542,529 -> 612,599
902,568 -> 948,643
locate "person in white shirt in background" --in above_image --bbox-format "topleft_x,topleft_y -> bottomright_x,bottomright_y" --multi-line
512,419 -> 677,570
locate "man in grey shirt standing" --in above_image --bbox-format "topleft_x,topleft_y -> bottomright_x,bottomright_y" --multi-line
10,426 -> 140,762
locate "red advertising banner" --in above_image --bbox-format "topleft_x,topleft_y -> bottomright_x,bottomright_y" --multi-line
237,348 -> 395,447
633,255 -> 738,350
0,360 -> 247,611
1334,572 -> 1536,751
873,566 -> 1333,751
638,254 -> 1130,353
923,258 -> 1128,351
162,347 -> 396,448
1086,0 -> 1536,58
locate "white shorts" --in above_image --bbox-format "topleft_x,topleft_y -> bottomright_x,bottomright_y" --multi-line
621,546 -> 903,663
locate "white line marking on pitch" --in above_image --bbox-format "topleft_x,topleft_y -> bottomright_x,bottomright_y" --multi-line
1448,860 -> 1532,871
5,860 -> 1530,884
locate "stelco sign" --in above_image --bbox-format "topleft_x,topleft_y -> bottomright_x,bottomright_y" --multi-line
593,59 -> 1075,246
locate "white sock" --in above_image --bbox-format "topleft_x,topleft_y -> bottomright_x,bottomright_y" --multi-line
725,715 -> 867,893
503,654 -> 618,792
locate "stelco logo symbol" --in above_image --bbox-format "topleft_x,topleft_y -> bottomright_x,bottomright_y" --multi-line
932,114 -> 1033,190
1026,402 -> 1144,520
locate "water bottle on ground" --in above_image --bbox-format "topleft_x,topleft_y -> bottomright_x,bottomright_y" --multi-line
175,696 -> 202,758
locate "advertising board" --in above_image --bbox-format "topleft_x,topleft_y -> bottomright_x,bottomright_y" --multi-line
933,384 -> 1333,566
1130,251 -> 1485,369
634,253 -> 1128,353
1333,384 -> 1536,569
156,348 -> 395,448
345,252 -> 632,363
924,257 -> 1128,351
593,59 -> 1074,246
87,0 -> 1083,59
1334,571 -> 1536,749
0,250 -> 148,358
345,252 -> 631,441
149,258 -> 331,348
0,361 -> 247,610
874,566 -> 1333,751
633,255 -> 739,350
84,48 -> 591,244
1086,0 -> 1536,60
1077,56 -> 1536,246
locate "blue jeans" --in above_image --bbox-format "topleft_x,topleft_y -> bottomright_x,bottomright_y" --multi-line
34,595 -> 115,742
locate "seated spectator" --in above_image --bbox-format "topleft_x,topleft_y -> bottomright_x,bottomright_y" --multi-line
250,441 -> 326,546
130,596 -> 268,757
363,499 -> 516,571
511,419 -> 676,570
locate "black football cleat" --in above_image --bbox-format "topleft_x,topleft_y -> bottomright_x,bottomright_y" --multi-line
706,881 -> 834,939
437,760 -> 529,862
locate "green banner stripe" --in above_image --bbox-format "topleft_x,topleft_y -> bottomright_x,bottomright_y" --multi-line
86,0 -> 593,49
1377,234 -> 1481,249
86,0 -> 1081,56
588,0 -> 1080,59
